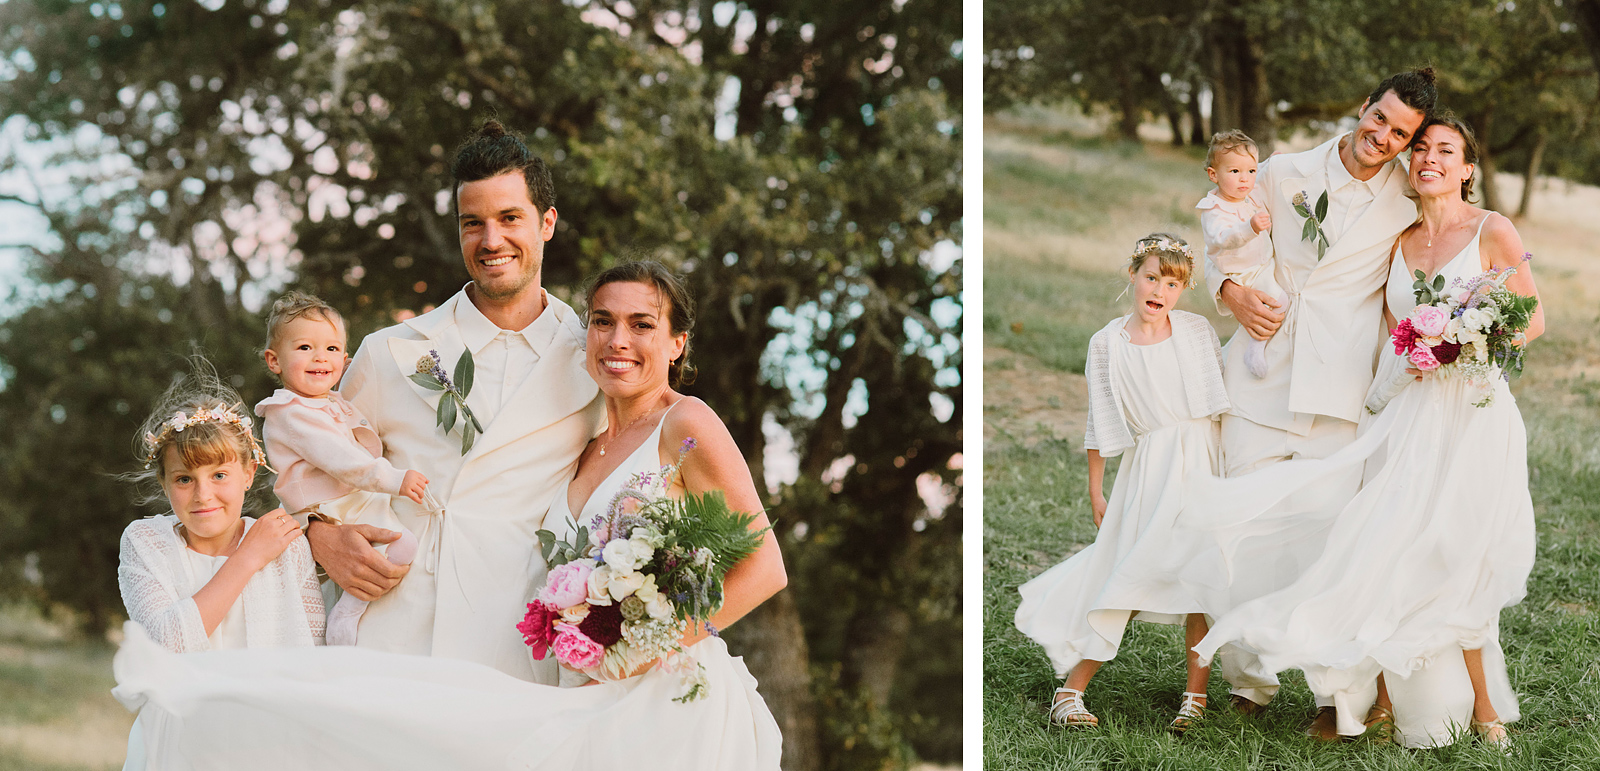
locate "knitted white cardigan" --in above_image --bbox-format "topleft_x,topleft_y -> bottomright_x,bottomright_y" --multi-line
117,514 -> 326,652
1083,310 -> 1230,457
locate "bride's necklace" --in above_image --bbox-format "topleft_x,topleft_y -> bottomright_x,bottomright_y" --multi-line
1425,209 -> 1472,248
598,404 -> 665,457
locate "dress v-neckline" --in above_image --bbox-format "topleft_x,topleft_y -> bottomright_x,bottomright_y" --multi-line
1401,213 -> 1490,284
566,400 -> 680,519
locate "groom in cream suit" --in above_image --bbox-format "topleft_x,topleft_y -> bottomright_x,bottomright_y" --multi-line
1202,69 -> 1436,734
306,120 -> 604,684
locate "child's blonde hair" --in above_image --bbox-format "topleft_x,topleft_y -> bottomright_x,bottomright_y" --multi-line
1205,130 -> 1258,169
264,290 -> 345,351
125,361 -> 267,506
1126,233 -> 1195,288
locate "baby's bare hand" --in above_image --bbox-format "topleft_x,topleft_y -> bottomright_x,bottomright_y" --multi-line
1251,210 -> 1271,234
400,470 -> 429,505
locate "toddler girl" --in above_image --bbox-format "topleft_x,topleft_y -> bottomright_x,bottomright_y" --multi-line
1196,130 -> 1284,378
116,369 -> 324,770
1014,234 -> 1230,733
255,291 -> 428,646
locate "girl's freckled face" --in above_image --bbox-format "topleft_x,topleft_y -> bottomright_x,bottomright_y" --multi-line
1130,255 -> 1184,325
161,445 -> 252,552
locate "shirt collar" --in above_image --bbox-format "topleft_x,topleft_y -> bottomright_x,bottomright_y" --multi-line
454,285 -> 559,355
1327,133 -> 1392,193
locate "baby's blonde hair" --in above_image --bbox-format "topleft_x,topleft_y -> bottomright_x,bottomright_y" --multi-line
264,290 -> 345,351
1206,130 -> 1259,169
1126,233 -> 1195,287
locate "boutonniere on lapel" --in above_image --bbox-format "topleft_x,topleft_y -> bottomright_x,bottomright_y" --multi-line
1292,190 -> 1331,260
410,350 -> 484,454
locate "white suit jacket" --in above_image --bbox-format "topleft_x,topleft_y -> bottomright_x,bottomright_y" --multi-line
340,288 -> 604,682
1204,134 -> 1416,433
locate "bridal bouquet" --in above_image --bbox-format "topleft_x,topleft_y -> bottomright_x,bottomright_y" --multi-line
1366,258 -> 1538,413
517,439 -> 767,702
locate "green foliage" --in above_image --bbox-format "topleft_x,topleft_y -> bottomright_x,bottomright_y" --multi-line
0,0 -> 961,764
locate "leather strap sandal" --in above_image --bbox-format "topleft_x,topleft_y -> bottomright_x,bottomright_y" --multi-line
1362,703 -> 1395,743
1049,687 -> 1098,728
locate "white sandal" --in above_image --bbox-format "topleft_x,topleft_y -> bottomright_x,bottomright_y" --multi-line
1049,687 -> 1098,728
1169,691 -> 1206,734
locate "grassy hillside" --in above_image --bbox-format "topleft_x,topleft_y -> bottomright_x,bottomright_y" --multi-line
983,104 -> 1600,769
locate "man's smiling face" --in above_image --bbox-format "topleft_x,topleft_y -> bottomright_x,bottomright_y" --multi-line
456,171 -> 557,302
1349,90 -> 1426,170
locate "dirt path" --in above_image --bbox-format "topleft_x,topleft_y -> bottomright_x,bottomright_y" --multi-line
982,345 -> 1088,449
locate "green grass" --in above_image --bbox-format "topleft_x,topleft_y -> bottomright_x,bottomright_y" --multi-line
983,106 -> 1600,769
0,606 -> 129,771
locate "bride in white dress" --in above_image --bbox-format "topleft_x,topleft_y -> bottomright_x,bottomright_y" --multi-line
1187,115 -> 1544,748
112,262 -> 787,769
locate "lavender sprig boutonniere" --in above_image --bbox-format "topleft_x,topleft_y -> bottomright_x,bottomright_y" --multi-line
409,349 -> 484,454
1293,190 -> 1331,260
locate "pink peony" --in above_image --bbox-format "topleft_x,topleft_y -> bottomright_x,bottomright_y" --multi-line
1412,305 -> 1448,337
551,624 -> 606,669
538,561 -> 595,608
1391,319 -> 1418,356
1410,343 -> 1440,371
516,601 -> 559,660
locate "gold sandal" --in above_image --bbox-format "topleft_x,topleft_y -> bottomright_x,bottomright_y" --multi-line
1472,718 -> 1510,751
1049,687 -> 1099,728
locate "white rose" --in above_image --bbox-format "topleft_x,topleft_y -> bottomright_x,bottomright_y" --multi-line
586,565 -> 616,605
607,569 -> 647,601
1443,317 -> 1466,342
603,538 -> 650,573
633,574 -> 676,622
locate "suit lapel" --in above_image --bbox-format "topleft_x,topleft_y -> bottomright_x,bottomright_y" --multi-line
1316,161 -> 1417,268
463,298 -> 600,461
388,294 -> 468,420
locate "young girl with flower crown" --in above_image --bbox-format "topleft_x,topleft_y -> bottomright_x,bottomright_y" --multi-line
116,366 -> 325,770
254,291 -> 430,646
1013,234 -> 1231,733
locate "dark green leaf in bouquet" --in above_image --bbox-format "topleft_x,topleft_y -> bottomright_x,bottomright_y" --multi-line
1302,217 -> 1317,242
437,392 -> 458,430
409,373 -> 447,390
454,348 -> 475,397
1315,190 -> 1329,221
460,414 -> 476,454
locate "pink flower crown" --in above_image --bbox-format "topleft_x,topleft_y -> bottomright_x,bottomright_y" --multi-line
141,406 -> 272,471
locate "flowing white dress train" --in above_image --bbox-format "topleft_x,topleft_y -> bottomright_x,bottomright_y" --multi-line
1188,219 -> 1533,747
112,411 -> 783,770
1015,330 -> 1221,677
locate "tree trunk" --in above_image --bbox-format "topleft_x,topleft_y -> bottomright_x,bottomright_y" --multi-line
724,589 -> 821,771
1517,129 -> 1546,219
1208,31 -> 1234,134
1571,0 -> 1600,98
1208,5 -> 1270,153
1166,104 -> 1185,147
1234,22 -> 1272,155
842,604 -> 912,708
1476,106 -> 1502,212
1188,77 -> 1208,145
1112,68 -> 1142,141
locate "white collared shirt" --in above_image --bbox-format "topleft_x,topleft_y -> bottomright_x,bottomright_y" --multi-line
1321,136 -> 1394,244
454,288 -> 558,427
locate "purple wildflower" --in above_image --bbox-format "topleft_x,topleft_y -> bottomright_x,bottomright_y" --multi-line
681,437 -> 697,453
